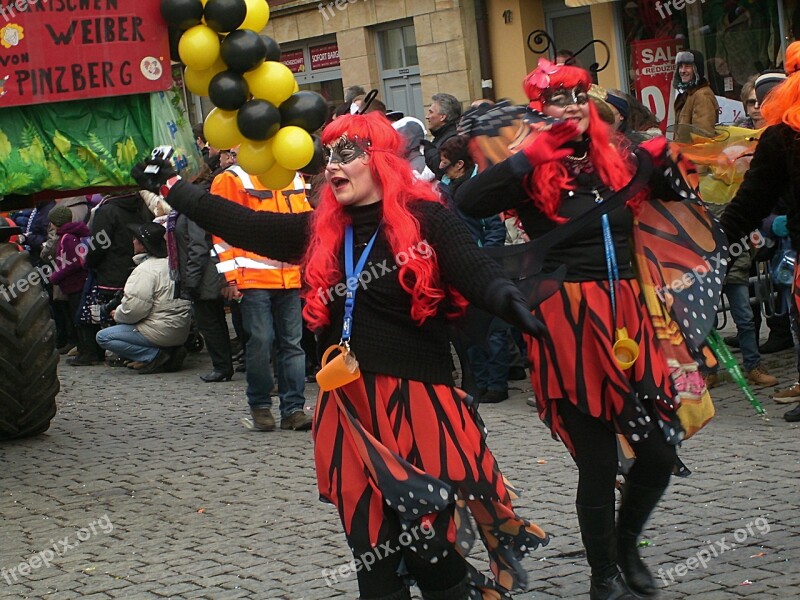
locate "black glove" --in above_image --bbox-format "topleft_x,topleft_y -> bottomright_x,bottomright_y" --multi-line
485,279 -> 547,339
102,293 -> 123,315
131,158 -> 177,194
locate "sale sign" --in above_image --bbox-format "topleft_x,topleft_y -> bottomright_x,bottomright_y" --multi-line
631,38 -> 684,133
0,0 -> 171,107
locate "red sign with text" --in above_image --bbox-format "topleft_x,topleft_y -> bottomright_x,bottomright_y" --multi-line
0,0 -> 171,107
631,38 -> 684,133
281,49 -> 305,73
310,43 -> 339,70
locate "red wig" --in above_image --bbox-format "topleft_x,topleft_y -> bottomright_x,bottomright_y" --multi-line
761,41 -> 800,132
302,112 -> 456,331
521,59 -> 638,222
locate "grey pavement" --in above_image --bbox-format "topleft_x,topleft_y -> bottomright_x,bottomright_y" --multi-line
0,332 -> 798,599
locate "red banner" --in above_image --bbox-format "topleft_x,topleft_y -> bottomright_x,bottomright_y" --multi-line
310,43 -> 339,70
0,0 -> 171,107
631,38 -> 684,133
281,49 -> 305,73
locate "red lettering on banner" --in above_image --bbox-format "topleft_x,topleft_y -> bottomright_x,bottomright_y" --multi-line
0,0 -> 169,106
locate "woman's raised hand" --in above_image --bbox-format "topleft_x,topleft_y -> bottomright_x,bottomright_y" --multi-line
521,120 -> 580,167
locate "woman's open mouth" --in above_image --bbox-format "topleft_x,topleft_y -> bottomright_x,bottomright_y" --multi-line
331,176 -> 349,191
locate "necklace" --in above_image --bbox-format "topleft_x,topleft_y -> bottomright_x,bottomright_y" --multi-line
562,150 -> 594,175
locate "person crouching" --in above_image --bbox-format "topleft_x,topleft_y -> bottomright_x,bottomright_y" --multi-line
96,222 -> 192,374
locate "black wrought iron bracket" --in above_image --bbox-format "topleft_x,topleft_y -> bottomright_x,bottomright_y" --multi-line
526,29 -> 610,74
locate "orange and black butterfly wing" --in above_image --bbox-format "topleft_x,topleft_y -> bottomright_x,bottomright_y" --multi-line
633,146 -> 728,352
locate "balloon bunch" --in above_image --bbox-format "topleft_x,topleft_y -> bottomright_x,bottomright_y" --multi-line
161,0 -> 327,188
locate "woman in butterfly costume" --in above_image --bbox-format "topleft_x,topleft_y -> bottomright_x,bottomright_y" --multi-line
132,112 -> 553,600
457,59 -> 716,600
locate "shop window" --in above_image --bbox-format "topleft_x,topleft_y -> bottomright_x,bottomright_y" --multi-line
621,0 -> 783,123
281,38 -> 344,107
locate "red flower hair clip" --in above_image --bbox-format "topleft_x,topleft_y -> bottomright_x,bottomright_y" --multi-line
529,58 -> 561,91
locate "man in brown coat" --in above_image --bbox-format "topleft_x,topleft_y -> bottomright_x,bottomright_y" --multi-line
672,49 -> 719,140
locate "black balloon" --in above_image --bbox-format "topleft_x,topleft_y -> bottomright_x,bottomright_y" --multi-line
209,71 -> 250,111
221,30 -> 267,73
261,35 -> 282,62
204,0 -> 247,33
167,27 -> 182,62
160,0 -> 204,30
280,91 -> 329,133
237,100 -> 281,141
300,135 -> 325,176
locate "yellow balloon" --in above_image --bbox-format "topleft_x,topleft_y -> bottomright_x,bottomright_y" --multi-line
184,58 -> 226,97
257,163 -> 296,189
292,80 -> 299,94
244,61 -> 295,106
179,25 -> 221,71
238,139 -> 276,175
240,0 -> 270,32
204,108 -> 245,150
272,126 -> 314,171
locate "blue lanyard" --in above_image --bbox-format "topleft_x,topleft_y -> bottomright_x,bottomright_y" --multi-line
342,223 -> 381,344
597,189 -> 620,322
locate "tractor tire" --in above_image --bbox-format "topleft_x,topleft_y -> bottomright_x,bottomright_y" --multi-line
0,243 -> 59,440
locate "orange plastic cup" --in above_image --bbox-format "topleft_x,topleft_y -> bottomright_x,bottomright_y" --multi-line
316,345 -> 361,391
613,327 -> 639,370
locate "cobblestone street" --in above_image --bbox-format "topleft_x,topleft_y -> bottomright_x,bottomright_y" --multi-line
1,337 -> 798,599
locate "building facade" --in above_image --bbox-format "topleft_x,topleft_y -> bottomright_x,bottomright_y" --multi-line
248,0 -> 796,126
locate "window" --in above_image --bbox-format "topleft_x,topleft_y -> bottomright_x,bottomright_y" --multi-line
377,24 -> 419,71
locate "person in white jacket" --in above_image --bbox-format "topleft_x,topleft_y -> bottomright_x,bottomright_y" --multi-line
96,222 -> 192,374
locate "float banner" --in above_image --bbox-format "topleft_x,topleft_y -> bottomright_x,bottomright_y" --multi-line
0,87 -> 201,195
631,38 -> 684,133
0,0 -> 171,107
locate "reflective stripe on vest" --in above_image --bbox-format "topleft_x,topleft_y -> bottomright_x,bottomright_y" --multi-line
216,256 -> 284,273
228,166 -> 304,194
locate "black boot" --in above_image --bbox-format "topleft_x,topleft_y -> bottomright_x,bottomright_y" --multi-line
420,575 -> 470,600
761,313 -> 793,354
617,481 -> 667,597
576,503 -> 638,600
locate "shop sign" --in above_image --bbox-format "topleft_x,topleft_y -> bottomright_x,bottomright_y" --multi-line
0,0 -> 171,107
310,43 -> 339,70
281,49 -> 306,73
631,38 -> 684,133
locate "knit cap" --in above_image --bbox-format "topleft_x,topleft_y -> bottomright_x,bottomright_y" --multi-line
754,71 -> 787,104
48,205 -> 73,227
605,91 -> 629,118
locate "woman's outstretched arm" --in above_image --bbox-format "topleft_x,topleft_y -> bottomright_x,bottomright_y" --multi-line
166,180 -> 311,263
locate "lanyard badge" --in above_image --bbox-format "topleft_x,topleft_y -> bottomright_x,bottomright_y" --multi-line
316,223 -> 382,391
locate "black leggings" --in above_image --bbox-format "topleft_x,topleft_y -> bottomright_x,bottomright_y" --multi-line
345,505 -> 467,598
557,399 -> 677,506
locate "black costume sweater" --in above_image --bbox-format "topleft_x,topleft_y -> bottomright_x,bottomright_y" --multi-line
455,150 -> 635,281
166,180 -> 513,385
721,123 -> 800,250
